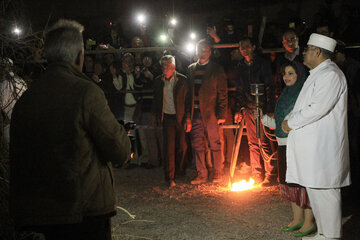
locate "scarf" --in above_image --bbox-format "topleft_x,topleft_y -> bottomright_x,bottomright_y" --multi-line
274,74 -> 306,138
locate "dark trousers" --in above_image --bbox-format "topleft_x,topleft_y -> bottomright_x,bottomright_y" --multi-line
190,111 -> 223,178
27,218 -> 112,240
243,109 -> 276,178
163,114 -> 188,181
221,128 -> 235,165
277,145 -> 286,184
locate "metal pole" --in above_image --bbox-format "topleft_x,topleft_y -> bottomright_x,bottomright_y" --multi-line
255,95 -> 261,139
227,118 -> 245,188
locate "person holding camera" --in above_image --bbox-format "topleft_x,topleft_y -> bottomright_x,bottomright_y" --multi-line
152,55 -> 191,188
10,19 -> 131,240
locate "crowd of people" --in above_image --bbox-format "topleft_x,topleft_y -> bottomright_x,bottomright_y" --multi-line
5,15 -> 360,240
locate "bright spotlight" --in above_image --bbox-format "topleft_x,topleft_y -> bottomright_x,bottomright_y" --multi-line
12,27 -> 21,35
170,18 -> 177,26
137,14 -> 146,24
190,32 -> 196,40
159,34 -> 167,42
185,42 -> 195,53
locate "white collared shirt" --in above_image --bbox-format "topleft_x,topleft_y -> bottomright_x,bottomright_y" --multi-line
163,74 -> 176,114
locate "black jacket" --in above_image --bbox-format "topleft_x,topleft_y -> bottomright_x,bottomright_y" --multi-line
187,61 -> 228,123
10,62 -> 131,226
152,71 -> 191,126
234,54 -> 274,113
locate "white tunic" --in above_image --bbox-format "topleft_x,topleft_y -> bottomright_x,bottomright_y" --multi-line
285,59 -> 351,188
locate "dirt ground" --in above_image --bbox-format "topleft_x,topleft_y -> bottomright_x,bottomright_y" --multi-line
111,166 -> 360,240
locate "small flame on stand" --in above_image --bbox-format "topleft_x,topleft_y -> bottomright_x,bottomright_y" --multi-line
230,178 -> 256,191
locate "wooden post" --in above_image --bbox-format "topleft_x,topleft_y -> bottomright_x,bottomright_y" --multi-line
228,119 -> 245,188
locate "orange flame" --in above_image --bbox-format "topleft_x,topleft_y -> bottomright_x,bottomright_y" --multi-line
230,178 -> 256,191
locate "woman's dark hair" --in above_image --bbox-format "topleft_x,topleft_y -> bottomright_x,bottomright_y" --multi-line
280,61 -> 298,76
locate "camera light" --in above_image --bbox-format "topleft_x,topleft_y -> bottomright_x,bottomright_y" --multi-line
190,32 -> 196,40
185,42 -> 195,53
170,18 -> 177,26
137,14 -> 146,24
12,27 -> 21,35
159,34 -> 167,42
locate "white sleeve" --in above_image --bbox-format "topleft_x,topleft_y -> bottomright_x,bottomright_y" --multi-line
287,71 -> 345,130
113,75 -> 122,91
261,114 -> 276,129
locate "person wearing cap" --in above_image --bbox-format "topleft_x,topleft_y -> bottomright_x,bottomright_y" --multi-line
282,33 -> 351,240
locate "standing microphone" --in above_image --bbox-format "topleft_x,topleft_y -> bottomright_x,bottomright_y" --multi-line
250,83 -> 264,138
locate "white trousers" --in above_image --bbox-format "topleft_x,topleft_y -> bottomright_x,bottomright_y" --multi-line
306,188 -> 342,239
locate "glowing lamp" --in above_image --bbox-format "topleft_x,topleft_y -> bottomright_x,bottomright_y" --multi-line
137,14 -> 146,24
190,32 -> 196,40
185,42 -> 195,53
12,27 -> 21,35
170,18 -> 177,26
159,34 -> 167,42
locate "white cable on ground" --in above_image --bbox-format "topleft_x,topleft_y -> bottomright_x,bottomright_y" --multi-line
116,206 -> 136,219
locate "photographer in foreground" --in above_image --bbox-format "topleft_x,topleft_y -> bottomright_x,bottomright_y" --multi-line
10,19 -> 131,240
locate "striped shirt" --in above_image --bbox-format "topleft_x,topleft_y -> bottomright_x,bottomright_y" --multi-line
193,62 -> 208,108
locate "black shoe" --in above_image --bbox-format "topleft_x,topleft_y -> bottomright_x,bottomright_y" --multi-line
122,163 -> 138,169
261,177 -> 278,187
141,163 -> 156,169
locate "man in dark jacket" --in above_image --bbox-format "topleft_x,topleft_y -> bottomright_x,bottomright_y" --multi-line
187,39 -> 228,184
10,19 -> 131,240
234,36 -> 276,186
276,29 -> 308,91
152,55 -> 191,187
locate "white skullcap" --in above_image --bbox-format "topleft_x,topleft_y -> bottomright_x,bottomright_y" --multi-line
307,33 -> 337,52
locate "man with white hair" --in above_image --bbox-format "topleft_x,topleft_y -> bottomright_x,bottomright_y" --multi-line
282,33 -> 351,240
10,19 -> 131,240
152,55 -> 191,188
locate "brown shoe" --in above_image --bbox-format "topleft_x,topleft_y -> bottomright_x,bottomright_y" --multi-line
252,175 -> 264,184
261,177 -> 278,187
212,174 -> 224,183
169,180 -> 176,188
190,176 -> 207,185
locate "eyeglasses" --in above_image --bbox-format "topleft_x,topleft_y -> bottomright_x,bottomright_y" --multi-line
304,46 -> 317,52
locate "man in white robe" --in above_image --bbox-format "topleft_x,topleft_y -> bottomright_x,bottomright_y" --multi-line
282,33 -> 351,240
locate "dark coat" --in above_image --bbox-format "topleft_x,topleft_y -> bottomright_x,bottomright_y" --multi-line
10,62 -> 131,227
234,54 -> 274,113
152,71 -> 191,126
187,61 -> 228,123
